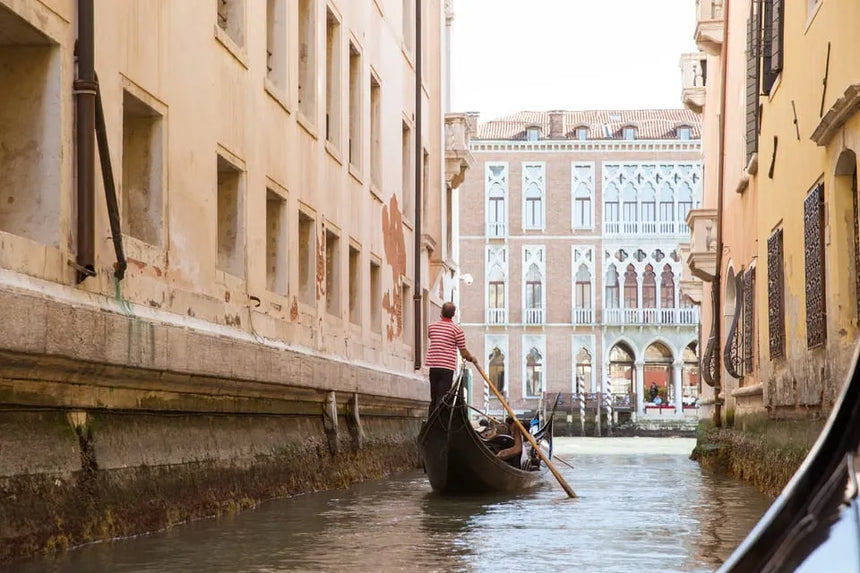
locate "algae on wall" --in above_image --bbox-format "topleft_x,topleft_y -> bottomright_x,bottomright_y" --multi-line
692,416 -> 825,498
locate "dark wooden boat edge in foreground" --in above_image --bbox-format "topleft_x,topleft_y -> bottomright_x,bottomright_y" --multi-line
719,342 -> 860,572
418,383 -> 551,495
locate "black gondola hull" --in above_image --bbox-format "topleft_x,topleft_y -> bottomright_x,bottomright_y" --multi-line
418,394 -> 548,494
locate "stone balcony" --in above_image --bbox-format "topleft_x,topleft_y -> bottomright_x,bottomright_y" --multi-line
444,113 -> 475,190
695,0 -> 724,55
680,53 -> 706,113
685,208 -> 718,282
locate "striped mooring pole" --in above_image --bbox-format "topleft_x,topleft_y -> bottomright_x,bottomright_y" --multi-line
577,375 -> 586,437
604,378 -> 614,436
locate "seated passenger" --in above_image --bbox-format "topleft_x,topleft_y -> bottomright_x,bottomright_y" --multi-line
496,417 -> 523,463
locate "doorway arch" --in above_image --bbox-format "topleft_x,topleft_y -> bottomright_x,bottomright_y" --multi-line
644,342 -> 673,404
608,341 -> 635,395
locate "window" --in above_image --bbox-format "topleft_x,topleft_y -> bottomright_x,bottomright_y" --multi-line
805,185 -> 826,348
522,163 -> 545,230
574,265 -> 592,309
298,211 -> 316,306
572,163 -> 594,229
767,228 -> 785,359
622,126 -> 636,140
486,246 -> 507,324
349,245 -> 360,325
370,259 -> 381,332
265,189 -> 287,294
525,347 -> 543,397
298,0 -> 316,120
488,282 -> 505,309
325,229 -> 340,315
660,264 -> 675,308
402,120 -> 413,216
266,0 -> 287,91
641,200 -> 656,233
605,266 -> 620,309
623,264 -> 638,308
122,89 -> 164,246
217,0 -> 245,47
605,200 -> 619,231
348,42 -> 361,168
677,127 -> 691,140
642,264 -> 656,309
745,0 -> 760,163
575,348 -> 592,392
445,185 -> 453,259
370,73 -> 381,188
486,163 -> 508,237
325,8 -> 341,146
0,16 -> 60,246
575,127 -> 588,141
526,127 -> 540,141
762,0 -> 784,94
525,267 -> 542,311
523,246 -> 545,324
402,0 -> 413,55
216,155 -> 245,278
488,346 -> 506,394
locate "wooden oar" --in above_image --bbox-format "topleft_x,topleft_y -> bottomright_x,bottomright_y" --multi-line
472,362 -> 577,498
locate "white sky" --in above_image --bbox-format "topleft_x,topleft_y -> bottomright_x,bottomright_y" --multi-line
450,0 -> 699,120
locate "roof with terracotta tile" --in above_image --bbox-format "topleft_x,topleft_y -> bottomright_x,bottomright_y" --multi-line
475,109 -> 702,141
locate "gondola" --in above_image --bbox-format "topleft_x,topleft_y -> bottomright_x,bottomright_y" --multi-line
418,373 -> 554,495
719,342 -> 860,572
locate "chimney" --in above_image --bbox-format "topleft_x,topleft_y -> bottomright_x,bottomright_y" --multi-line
465,112 -> 480,138
549,110 -> 565,139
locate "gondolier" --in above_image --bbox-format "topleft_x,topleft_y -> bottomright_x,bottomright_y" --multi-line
426,302 -> 476,416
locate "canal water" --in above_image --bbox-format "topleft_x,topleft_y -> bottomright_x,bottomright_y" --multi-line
14,438 -> 772,573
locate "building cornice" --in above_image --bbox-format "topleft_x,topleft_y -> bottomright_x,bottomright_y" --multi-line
470,139 -> 702,154
811,84 -> 860,147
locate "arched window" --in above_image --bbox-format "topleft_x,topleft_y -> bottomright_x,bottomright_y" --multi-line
575,348 -> 592,392
605,265 -> 620,308
575,264 -> 592,309
678,182 -> 694,231
640,183 -> 657,234
572,164 -> 593,229
609,342 -> 634,395
624,263 -> 638,308
526,126 -> 540,141
525,347 -> 543,397
523,163 -> 544,229
658,182 -> 675,234
575,126 -> 588,141
642,264 -> 656,309
488,346 -> 506,394
525,263 -> 542,310
661,264 -> 676,308
604,185 -> 620,233
622,182 -> 637,233
486,163 -> 507,237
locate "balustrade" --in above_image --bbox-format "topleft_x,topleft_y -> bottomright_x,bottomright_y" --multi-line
524,307 -> 544,325
486,308 -> 506,325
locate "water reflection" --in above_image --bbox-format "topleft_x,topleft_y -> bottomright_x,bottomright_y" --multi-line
11,438 -> 771,573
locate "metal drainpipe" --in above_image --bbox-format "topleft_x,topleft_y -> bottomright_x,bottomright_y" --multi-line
712,0 -> 731,428
75,0 -> 96,283
413,0 -> 423,371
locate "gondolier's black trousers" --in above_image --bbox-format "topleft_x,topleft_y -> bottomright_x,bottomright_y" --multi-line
428,367 -> 455,416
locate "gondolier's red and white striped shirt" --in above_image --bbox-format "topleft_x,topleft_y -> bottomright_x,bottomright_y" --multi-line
426,318 -> 466,371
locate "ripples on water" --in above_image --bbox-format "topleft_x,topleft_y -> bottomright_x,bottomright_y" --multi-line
13,438 -> 772,573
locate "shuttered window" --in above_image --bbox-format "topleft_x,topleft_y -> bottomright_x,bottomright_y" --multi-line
770,0 -> 784,76
745,1 -> 760,164
762,0 -> 783,94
